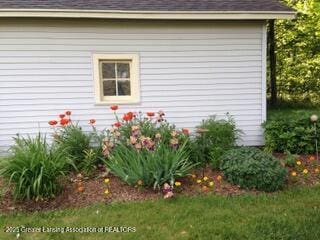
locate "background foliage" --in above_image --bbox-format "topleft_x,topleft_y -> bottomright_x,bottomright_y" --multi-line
274,0 -> 320,102
263,110 -> 320,154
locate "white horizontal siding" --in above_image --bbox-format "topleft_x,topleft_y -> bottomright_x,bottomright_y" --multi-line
0,19 -> 265,153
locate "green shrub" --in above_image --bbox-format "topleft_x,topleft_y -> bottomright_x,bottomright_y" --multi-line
220,147 -> 287,192
0,134 -> 70,200
191,115 -> 240,168
263,111 -> 320,154
105,142 -> 195,189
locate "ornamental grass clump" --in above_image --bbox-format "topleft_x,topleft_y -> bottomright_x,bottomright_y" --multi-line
220,147 -> 287,192
107,142 -> 193,189
48,111 -> 104,173
55,124 -> 92,165
0,134 -> 70,200
103,106 -> 195,189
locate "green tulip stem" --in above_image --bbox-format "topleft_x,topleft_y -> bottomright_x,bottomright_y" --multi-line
314,122 -> 319,164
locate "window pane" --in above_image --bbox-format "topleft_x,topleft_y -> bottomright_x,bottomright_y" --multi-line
117,63 -> 130,78
118,80 -> 131,96
102,63 -> 115,79
103,80 -> 116,96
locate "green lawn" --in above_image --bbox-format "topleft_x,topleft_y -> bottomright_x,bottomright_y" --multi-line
1,186 -> 320,240
268,107 -> 320,120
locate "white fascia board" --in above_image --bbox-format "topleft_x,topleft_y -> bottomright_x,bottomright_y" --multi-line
0,9 -> 296,20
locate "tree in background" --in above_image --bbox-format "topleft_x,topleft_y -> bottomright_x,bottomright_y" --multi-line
271,0 -> 320,103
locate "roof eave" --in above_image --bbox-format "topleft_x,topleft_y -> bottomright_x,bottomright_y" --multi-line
0,9 -> 296,20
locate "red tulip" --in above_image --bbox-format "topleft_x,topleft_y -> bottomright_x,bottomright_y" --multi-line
113,122 -> 121,128
110,105 -> 118,111
59,114 -> 66,119
147,112 -> 155,117
65,111 -> 72,116
127,112 -> 134,119
123,112 -> 133,121
48,120 -> 58,126
89,119 -> 96,125
123,114 -> 129,121
60,118 -> 70,126
123,114 -> 130,121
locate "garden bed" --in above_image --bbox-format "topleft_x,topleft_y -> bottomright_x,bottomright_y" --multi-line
276,153 -> 320,186
1,158 -> 319,213
0,108 -> 319,213
0,167 -> 248,213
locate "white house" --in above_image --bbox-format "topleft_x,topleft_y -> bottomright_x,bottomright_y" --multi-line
0,0 -> 295,153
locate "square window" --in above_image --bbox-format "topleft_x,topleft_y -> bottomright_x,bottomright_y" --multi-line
93,54 -> 140,104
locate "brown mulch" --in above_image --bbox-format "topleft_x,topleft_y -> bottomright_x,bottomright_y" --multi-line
0,167 -> 247,213
0,172 -> 160,213
1,155 -> 319,213
275,153 -> 320,186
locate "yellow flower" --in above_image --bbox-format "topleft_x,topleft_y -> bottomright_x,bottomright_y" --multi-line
191,174 -> 196,179
303,169 -> 309,174
315,168 -> 320,173
196,179 -> 202,184
291,171 -> 297,177
137,180 -> 143,186
216,175 -> 222,181
175,181 -> 182,187
296,160 -> 302,166
104,189 -> 109,195
209,181 -> 214,187
104,178 -> 110,184
203,176 -> 208,181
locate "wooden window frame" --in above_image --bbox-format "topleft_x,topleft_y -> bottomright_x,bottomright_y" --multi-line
93,53 -> 140,104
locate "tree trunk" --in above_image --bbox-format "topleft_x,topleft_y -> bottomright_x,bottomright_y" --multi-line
268,20 -> 277,106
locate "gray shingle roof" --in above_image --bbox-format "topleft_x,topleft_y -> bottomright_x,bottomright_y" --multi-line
0,0 -> 293,12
